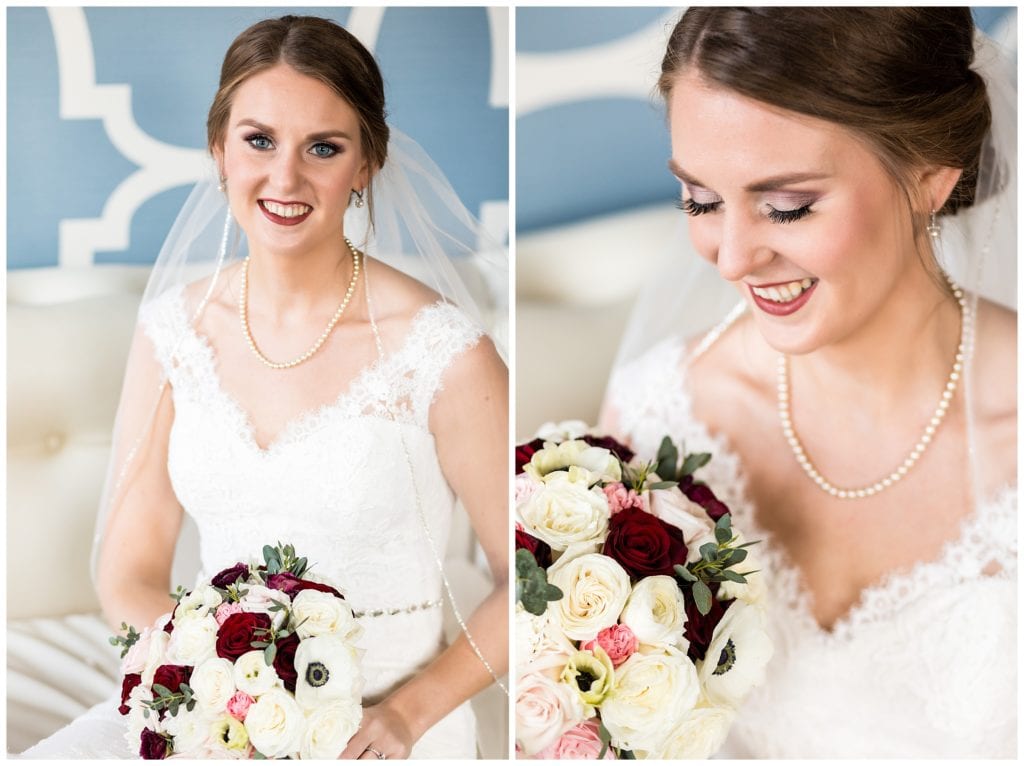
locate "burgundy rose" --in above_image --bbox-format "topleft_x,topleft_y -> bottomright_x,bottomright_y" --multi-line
515,438 -> 545,474
162,615 -> 174,635
684,584 -> 728,663
603,506 -> 688,578
515,527 -> 552,569
211,562 -> 250,589
118,673 -> 142,715
266,572 -> 344,600
679,477 -> 730,521
216,612 -> 271,662
580,434 -> 635,464
152,663 -> 193,695
139,728 -> 169,760
273,632 -> 301,692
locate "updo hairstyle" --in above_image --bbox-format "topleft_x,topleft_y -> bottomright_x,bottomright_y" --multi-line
207,15 -> 389,216
659,8 -> 990,217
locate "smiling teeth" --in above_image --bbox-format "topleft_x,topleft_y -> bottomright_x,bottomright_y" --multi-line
751,278 -> 814,303
262,201 -> 311,218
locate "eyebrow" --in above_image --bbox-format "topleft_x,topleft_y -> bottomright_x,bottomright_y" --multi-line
235,118 -> 354,142
668,159 -> 829,192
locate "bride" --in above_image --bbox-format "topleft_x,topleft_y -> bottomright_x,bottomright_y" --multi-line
602,8 -> 1015,758
23,15 -> 507,760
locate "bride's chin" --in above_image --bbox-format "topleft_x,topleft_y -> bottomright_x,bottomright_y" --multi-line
749,315 -> 824,357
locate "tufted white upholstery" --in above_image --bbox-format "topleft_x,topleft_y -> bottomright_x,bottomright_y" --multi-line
6,265 -> 506,756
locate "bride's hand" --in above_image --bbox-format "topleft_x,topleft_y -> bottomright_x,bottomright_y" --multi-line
339,701 -> 415,760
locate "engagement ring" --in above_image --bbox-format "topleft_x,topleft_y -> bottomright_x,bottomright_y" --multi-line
364,746 -> 386,760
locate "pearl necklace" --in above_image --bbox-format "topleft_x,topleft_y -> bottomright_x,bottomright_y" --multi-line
239,238 -> 361,370
777,275 -> 968,500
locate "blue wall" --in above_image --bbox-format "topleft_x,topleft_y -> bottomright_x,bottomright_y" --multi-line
7,6 -> 508,269
517,7 -> 1017,234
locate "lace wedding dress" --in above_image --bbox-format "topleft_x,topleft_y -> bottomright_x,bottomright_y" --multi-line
22,287 -> 482,759
606,337 -> 1017,759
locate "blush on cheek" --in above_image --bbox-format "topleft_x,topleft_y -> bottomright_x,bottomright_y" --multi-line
687,222 -> 719,266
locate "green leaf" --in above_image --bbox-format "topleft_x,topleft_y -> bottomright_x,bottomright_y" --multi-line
715,524 -> 732,545
264,642 -> 277,666
597,719 -> 613,760
186,700 -> 196,712
648,480 -> 678,490
656,437 -> 679,479
692,580 -> 713,616
700,542 -> 718,563
151,684 -> 172,698
544,584 -> 564,601
724,548 -> 748,566
673,564 -> 697,582
721,569 -> 747,583
169,699 -> 180,717
680,452 -> 712,477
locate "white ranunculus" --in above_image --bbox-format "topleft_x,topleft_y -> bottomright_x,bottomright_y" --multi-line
644,487 -> 715,545
515,671 -> 586,756
518,473 -> 610,552
176,584 -> 223,623
534,420 -> 589,442
525,440 -> 621,486
716,533 -> 767,605
140,630 -> 171,687
244,687 -> 305,759
293,635 -> 363,710
547,553 -> 631,642
620,576 -> 689,649
299,700 -> 363,759
124,685 -> 155,743
233,650 -> 281,697
600,647 -> 701,753
189,657 -> 237,714
698,600 -> 773,709
239,585 -> 290,618
165,614 -> 218,666
291,590 -> 361,641
638,705 -> 736,759
162,704 -> 212,755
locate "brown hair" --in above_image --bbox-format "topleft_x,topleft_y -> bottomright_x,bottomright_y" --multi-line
207,15 -> 389,214
658,7 -> 990,215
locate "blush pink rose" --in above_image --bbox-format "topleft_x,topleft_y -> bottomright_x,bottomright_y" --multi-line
214,602 -> 244,626
602,483 -> 644,515
120,627 -> 153,675
226,690 -> 254,721
534,718 -> 615,760
516,475 -> 540,504
582,623 -> 639,667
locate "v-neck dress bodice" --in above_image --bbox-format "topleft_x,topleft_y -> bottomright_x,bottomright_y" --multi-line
606,337 -> 1017,758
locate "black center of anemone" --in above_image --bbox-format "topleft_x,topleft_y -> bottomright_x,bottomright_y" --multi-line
713,638 -> 736,676
306,661 -> 330,688
577,669 -> 596,692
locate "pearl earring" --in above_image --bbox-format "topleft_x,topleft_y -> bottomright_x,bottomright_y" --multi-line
353,189 -> 365,209
926,209 -> 941,240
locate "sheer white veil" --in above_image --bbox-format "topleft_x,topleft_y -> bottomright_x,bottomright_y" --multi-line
90,125 -> 508,688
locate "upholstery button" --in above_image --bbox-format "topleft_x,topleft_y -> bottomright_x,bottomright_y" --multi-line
44,432 -> 64,452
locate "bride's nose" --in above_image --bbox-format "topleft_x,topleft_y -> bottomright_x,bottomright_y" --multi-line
712,212 -> 774,282
269,149 -> 304,192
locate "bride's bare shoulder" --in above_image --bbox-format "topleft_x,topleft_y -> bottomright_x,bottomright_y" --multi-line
973,298 -> 1016,416
364,256 -> 444,323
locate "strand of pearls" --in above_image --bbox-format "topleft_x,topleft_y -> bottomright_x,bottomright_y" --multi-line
778,273 -> 968,500
239,238 -> 361,369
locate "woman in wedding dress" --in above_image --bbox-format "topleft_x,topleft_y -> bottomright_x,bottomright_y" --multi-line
24,15 -> 507,760
602,8 -> 1015,757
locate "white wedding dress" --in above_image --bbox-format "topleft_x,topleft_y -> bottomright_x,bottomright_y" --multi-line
606,337 -> 1017,759
22,286 -> 482,759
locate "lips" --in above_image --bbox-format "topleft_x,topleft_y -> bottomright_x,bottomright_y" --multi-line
748,278 -> 818,317
258,199 -> 312,226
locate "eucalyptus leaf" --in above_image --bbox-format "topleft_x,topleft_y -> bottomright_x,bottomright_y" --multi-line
152,684 -> 172,698
680,451 -> 712,477
692,580 -> 713,616
673,564 -> 697,582
715,524 -> 732,545
264,642 -> 278,666
721,569 -> 747,583
700,542 -> 718,562
648,480 -> 678,490
725,548 -> 748,566
656,437 -> 679,479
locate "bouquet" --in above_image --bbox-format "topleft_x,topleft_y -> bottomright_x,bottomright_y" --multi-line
514,423 -> 772,759
110,543 -> 363,759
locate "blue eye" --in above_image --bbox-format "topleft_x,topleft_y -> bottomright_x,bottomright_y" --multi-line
246,134 -> 273,150
310,142 -> 339,158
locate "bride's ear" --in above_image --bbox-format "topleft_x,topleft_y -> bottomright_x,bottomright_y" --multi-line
917,165 -> 963,213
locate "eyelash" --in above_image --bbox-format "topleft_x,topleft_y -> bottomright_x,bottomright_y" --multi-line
677,197 -> 813,224
244,133 -> 340,158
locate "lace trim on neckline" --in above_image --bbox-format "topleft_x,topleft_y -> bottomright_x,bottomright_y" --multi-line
611,336 -> 1018,643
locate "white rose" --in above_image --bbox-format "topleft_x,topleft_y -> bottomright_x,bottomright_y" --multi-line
600,647 -> 701,752
515,604 -> 577,676
294,635 -> 363,709
291,590 -> 361,641
162,704 -> 212,754
547,552 -> 631,642
534,420 -> 589,442
239,585 -> 291,618
165,614 -> 218,666
717,533 -> 767,604
518,473 -> 610,552
244,687 -> 305,759
620,575 -> 689,649
124,684 -> 155,744
515,671 -> 586,756
233,650 -> 281,697
189,657 -> 237,714
175,584 -> 223,622
140,630 -> 171,686
300,700 -> 363,759
638,705 -> 736,759
644,487 -> 715,546
525,440 -> 621,486
698,600 -> 773,709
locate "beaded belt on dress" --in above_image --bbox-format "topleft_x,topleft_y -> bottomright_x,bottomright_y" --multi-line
353,598 -> 442,618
